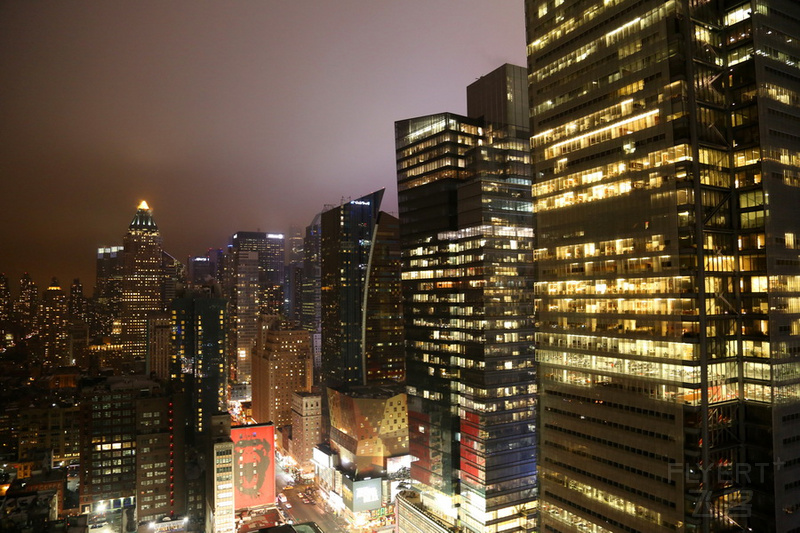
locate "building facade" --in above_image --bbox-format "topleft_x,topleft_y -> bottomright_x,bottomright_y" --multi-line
395,64 -> 536,533
525,0 -> 800,530
320,191 -> 404,387
120,201 -> 165,360
289,392 -> 322,473
251,315 -> 313,427
172,290 -> 228,436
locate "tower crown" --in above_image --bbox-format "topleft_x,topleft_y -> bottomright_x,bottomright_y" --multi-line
129,200 -> 159,232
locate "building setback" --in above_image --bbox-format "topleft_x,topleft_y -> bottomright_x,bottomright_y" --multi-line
526,0 -> 800,530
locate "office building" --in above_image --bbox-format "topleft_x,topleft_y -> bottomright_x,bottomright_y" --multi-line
147,314 -> 172,380
172,290 -> 227,436
263,233 -> 286,315
320,191 -> 404,387
0,274 -> 11,349
78,376 -> 185,526
120,201 -> 165,359
41,278 -> 70,367
302,214 -> 323,383
13,273 -> 39,338
67,278 -> 87,324
0,273 -> 11,324
526,0 -> 800,530
93,245 -> 124,338
395,64 -> 536,533
251,315 -> 313,427
225,244 -> 260,387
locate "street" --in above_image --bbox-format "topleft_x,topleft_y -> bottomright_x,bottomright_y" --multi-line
276,464 -> 349,533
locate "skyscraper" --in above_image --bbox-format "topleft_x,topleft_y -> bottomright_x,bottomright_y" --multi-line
41,278 -> 69,366
172,289 -> 227,436
302,213 -> 323,382
263,233 -> 286,315
13,272 -> 39,338
526,0 -> 800,530
93,245 -> 124,338
395,64 -> 536,533
225,235 -> 262,386
0,273 -> 12,348
319,190 -> 404,387
120,201 -> 165,359
68,278 -> 87,324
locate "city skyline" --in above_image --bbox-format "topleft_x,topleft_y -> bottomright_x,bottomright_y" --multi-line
0,1 -> 526,290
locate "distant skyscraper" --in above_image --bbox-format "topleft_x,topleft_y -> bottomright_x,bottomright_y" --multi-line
395,64 -> 535,533
120,201 -> 165,359
93,245 -> 124,338
0,273 -> 11,324
68,278 -> 87,323
263,233 -> 286,315
187,250 -> 220,288
320,190 -> 404,387
13,273 -> 39,337
525,1 -> 800,530
301,214 -> 323,382
172,289 -> 227,436
225,237 -> 261,386
41,278 -> 69,366
251,315 -> 312,427
0,274 -> 11,348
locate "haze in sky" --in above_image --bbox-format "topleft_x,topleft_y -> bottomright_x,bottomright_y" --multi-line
0,1 -> 526,290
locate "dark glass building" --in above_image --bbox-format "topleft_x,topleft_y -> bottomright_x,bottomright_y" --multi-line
319,190 -> 404,387
395,63 -> 536,533
172,290 -> 228,436
526,0 -> 800,530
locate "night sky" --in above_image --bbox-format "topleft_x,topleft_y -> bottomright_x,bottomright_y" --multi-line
0,1 -> 526,293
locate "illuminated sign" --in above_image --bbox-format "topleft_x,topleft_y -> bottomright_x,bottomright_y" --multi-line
232,424 -> 276,510
350,200 -> 370,206
342,477 -> 382,512
267,234 -> 284,239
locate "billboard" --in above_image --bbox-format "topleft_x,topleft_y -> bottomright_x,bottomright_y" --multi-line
231,423 -> 275,510
342,476 -> 383,513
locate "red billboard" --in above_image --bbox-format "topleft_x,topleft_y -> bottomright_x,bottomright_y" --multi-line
231,423 -> 276,510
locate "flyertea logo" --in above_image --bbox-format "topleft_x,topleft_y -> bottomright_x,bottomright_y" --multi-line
668,460 -> 784,518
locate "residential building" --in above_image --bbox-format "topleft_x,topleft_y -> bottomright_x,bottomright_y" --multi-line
78,376 -> 185,526
289,392 -> 322,473
251,316 -> 313,427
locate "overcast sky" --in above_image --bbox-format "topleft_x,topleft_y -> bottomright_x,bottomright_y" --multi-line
0,1 -> 526,292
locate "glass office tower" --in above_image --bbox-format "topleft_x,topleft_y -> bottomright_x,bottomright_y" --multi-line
396,64 -> 537,533
526,0 -> 800,530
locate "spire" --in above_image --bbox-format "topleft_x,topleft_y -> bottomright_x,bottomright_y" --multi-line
129,200 -> 159,232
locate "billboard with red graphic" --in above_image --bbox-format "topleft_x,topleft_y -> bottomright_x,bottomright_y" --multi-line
232,423 -> 276,510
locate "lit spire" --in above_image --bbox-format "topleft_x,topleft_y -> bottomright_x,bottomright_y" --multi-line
129,200 -> 159,232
